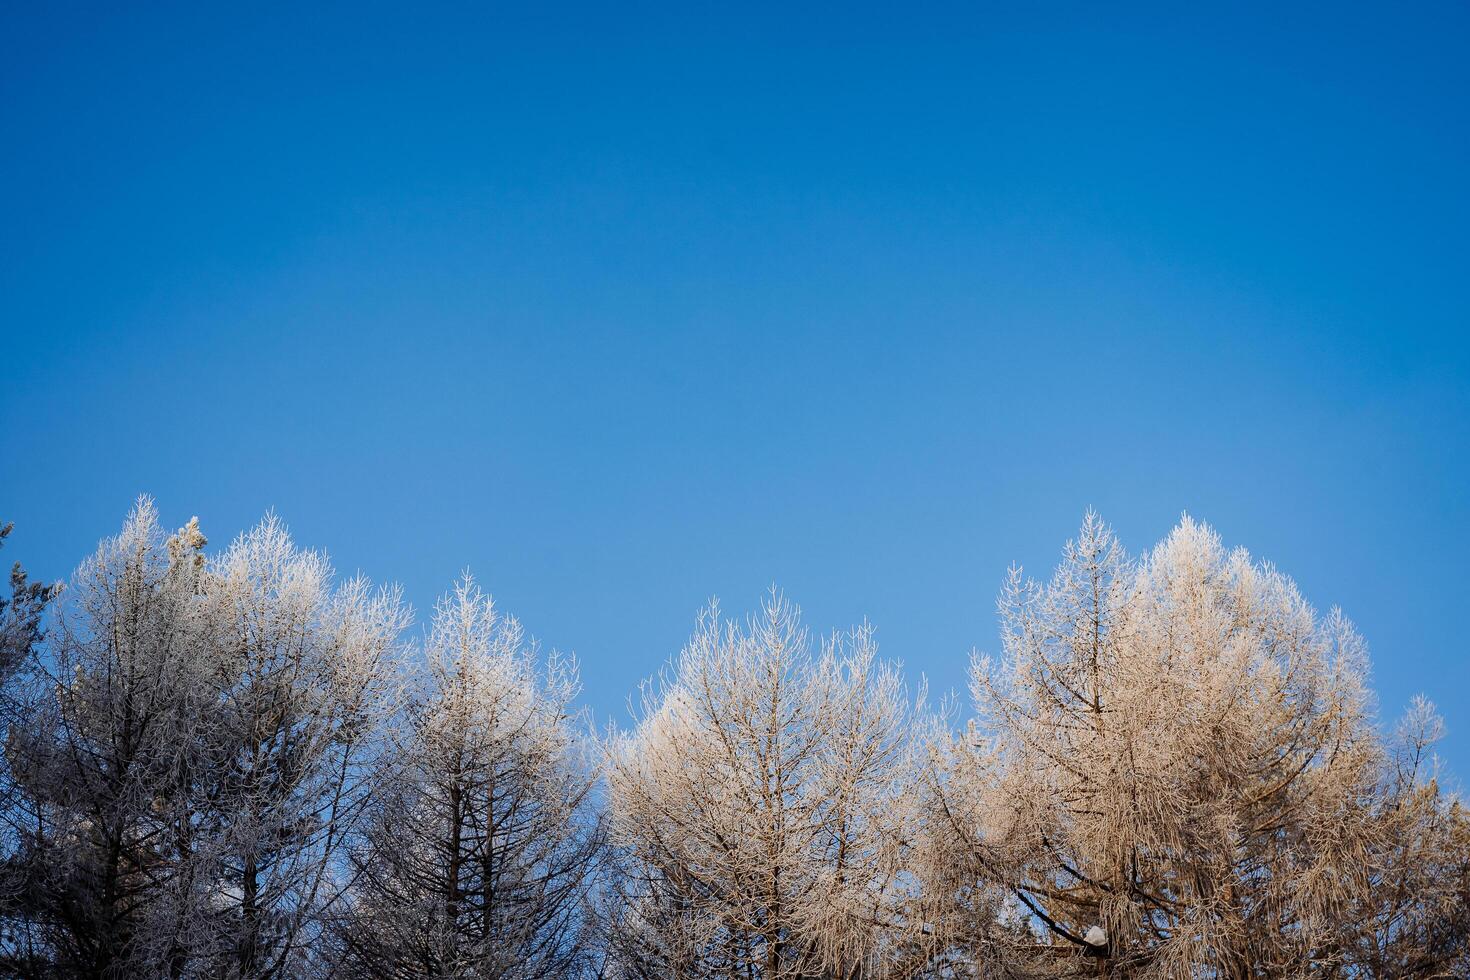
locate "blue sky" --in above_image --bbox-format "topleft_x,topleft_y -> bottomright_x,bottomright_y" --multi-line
3,3 -> 1467,767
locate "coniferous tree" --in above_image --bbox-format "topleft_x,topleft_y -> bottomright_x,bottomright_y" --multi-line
0,504 -> 408,979
0,519 -> 63,976
605,592 -> 923,979
0,520 -> 60,682
926,514 -> 1470,978
328,575 -> 603,979
1,502 -> 211,978
188,514 -> 409,979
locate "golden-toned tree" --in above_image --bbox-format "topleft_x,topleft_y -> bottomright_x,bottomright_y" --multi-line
605,592 -> 923,979
928,514 -> 1469,978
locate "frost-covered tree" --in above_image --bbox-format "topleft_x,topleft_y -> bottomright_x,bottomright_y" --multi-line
328,574 -> 603,979
0,504 -> 409,979
1330,696 -> 1470,977
0,519 -> 63,977
929,514 -> 1470,978
187,514 -> 409,978
0,501 -> 211,978
605,592 -> 922,979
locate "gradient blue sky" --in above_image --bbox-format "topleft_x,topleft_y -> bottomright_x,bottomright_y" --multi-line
3,4 -> 1467,767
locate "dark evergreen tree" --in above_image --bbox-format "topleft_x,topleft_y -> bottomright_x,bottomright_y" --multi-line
0,520 -> 59,681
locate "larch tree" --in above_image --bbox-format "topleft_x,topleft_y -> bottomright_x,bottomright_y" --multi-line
927,514 -> 1469,978
1329,696 -> 1470,976
0,518 -> 64,976
0,501 -> 212,978
604,592 -> 923,980
328,574 -> 603,979
0,504 -> 410,980
187,514 -> 409,979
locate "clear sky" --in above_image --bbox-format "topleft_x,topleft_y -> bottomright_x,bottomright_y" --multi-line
3,4 -> 1467,769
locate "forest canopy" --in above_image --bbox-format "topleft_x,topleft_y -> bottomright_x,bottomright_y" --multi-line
0,502 -> 1463,979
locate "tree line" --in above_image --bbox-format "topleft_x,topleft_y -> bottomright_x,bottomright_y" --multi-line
0,502 -> 1464,979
